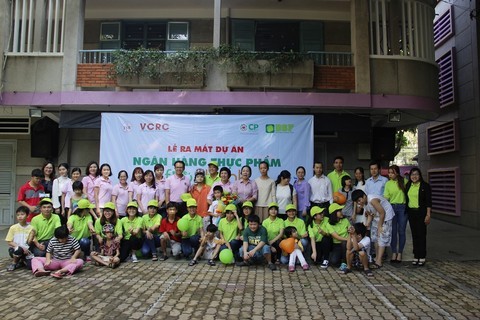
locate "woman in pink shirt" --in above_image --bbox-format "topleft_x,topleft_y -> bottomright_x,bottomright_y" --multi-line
232,165 -> 258,205
208,167 -> 233,204
129,167 -> 145,202
94,163 -> 113,217
82,161 -> 99,204
137,170 -> 158,214
112,170 -> 132,218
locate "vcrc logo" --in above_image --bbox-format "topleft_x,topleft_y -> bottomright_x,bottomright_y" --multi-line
140,123 -> 170,131
265,124 -> 294,133
122,123 -> 132,132
240,123 -> 259,132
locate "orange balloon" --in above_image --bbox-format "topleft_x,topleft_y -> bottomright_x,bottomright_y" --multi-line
333,191 -> 347,205
279,238 -> 296,254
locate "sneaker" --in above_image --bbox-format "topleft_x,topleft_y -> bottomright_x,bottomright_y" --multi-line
289,265 -> 295,272
268,263 -> 277,271
7,264 -> 16,271
339,262 -> 348,272
152,254 -> 158,261
302,264 -> 310,271
131,254 -> 139,263
320,260 -> 329,269
188,259 -> 197,266
207,259 -> 216,266
235,261 -> 249,267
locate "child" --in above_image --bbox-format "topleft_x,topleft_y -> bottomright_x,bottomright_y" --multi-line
236,215 -> 277,271
343,222 -> 373,277
240,201 -> 254,230
218,204 -> 243,261
91,223 -> 120,268
189,224 -> 222,266
179,198 -> 205,260
17,168 -> 45,222
31,225 -> 84,278
67,199 -> 96,259
206,185 -> 224,229
5,206 -> 34,271
282,226 -> 309,272
339,175 -> 354,220
325,203 -> 351,269
120,201 -> 144,263
141,199 -> 162,260
308,206 -> 332,267
159,203 -> 182,260
261,202 -> 285,263
70,181 -> 91,219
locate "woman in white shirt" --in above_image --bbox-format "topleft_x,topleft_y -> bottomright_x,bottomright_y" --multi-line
275,170 -> 297,220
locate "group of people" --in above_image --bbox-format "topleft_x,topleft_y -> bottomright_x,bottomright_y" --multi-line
7,156 -> 431,278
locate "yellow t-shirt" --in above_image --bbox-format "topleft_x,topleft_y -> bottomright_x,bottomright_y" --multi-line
407,183 -> 420,208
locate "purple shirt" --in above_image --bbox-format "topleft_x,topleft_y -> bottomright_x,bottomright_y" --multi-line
94,177 -> 113,208
293,179 -> 311,212
232,179 -> 258,202
165,175 -> 191,202
112,183 -> 132,215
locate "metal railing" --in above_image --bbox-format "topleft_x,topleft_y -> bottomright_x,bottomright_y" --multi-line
79,50 -> 115,64
78,49 -> 354,67
307,51 -> 353,66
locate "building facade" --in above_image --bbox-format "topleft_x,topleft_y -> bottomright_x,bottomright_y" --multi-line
0,0 -> 438,225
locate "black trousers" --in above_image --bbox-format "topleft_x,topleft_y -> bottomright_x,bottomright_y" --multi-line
408,208 -> 427,259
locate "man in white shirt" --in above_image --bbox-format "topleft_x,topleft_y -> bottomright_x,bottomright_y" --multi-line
308,162 -> 332,210
365,161 -> 388,196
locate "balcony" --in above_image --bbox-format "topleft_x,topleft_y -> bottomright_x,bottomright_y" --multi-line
77,49 -> 355,92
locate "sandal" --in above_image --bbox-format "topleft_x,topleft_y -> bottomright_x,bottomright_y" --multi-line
34,270 -> 51,277
159,255 -> 168,261
412,259 -> 419,266
152,255 -> 158,261
418,259 -> 426,266
188,259 -> 197,266
342,268 -> 352,275
7,264 -> 16,271
364,269 -> 374,277
370,262 -> 383,269
51,272 -> 63,279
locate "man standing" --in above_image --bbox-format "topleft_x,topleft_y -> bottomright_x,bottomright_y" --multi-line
308,162 -> 332,209
205,161 -> 220,187
327,156 -> 350,192
165,160 -> 191,216
365,160 -> 388,196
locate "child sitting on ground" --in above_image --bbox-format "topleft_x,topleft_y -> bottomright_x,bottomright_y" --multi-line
91,223 -> 120,268
31,225 -> 84,279
343,222 -> 373,277
281,226 -> 309,272
189,224 -> 223,266
5,206 -> 34,271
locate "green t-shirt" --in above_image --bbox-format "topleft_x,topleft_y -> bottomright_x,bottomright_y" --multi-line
120,216 -> 144,240
243,225 -> 268,246
327,170 -> 350,195
142,214 -> 162,234
308,218 -> 330,242
67,214 -> 93,240
94,219 -> 123,238
262,217 -> 285,242
179,214 -> 203,238
407,183 -> 420,208
31,213 -> 61,242
325,218 -> 350,244
218,217 -> 240,242
205,174 -> 221,187
284,217 -> 307,237
384,180 -> 406,204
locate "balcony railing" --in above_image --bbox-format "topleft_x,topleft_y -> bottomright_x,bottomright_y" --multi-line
78,49 -> 353,66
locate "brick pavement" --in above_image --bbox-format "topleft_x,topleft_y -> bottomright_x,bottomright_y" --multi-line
1,258 -> 479,320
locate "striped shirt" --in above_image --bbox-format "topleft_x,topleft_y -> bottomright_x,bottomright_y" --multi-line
46,235 -> 80,260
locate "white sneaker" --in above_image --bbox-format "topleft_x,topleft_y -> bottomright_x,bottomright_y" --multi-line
320,260 -> 329,269
131,254 -> 139,263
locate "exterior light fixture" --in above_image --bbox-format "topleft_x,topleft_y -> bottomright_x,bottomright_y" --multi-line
388,110 -> 401,123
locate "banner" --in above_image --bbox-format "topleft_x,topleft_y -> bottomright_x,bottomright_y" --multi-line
100,114 -> 313,183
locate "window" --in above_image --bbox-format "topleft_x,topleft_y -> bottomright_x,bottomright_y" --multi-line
428,168 -> 460,216
123,22 -> 167,50
168,22 -> 189,40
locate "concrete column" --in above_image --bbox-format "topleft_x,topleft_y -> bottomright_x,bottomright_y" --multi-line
213,0 -> 221,48
61,0 -> 85,91
351,0 -> 371,94
34,0 -> 47,52
0,0 -> 10,86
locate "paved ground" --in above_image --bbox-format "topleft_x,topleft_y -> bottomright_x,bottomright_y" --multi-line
1,218 -> 479,320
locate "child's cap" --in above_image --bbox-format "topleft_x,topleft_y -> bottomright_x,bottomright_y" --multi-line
39,198 -> 53,206
77,199 -> 95,210
242,201 -> 253,208
195,168 -> 205,177
102,223 -> 115,234
285,204 -> 297,212
127,201 -> 138,209
268,202 -> 279,209
329,203 -> 345,215
225,203 -> 237,212
103,202 -> 116,210
208,161 -> 219,168
186,198 -> 197,207
310,206 -> 325,217
147,199 -> 159,208
181,193 -> 192,202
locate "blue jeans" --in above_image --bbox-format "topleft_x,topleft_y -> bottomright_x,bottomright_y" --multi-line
78,237 -> 91,257
141,234 -> 161,257
239,244 -> 271,262
390,204 -> 407,254
280,238 -> 309,264
181,235 -> 201,258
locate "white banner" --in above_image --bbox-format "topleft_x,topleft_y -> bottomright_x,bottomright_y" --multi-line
100,114 -> 313,183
